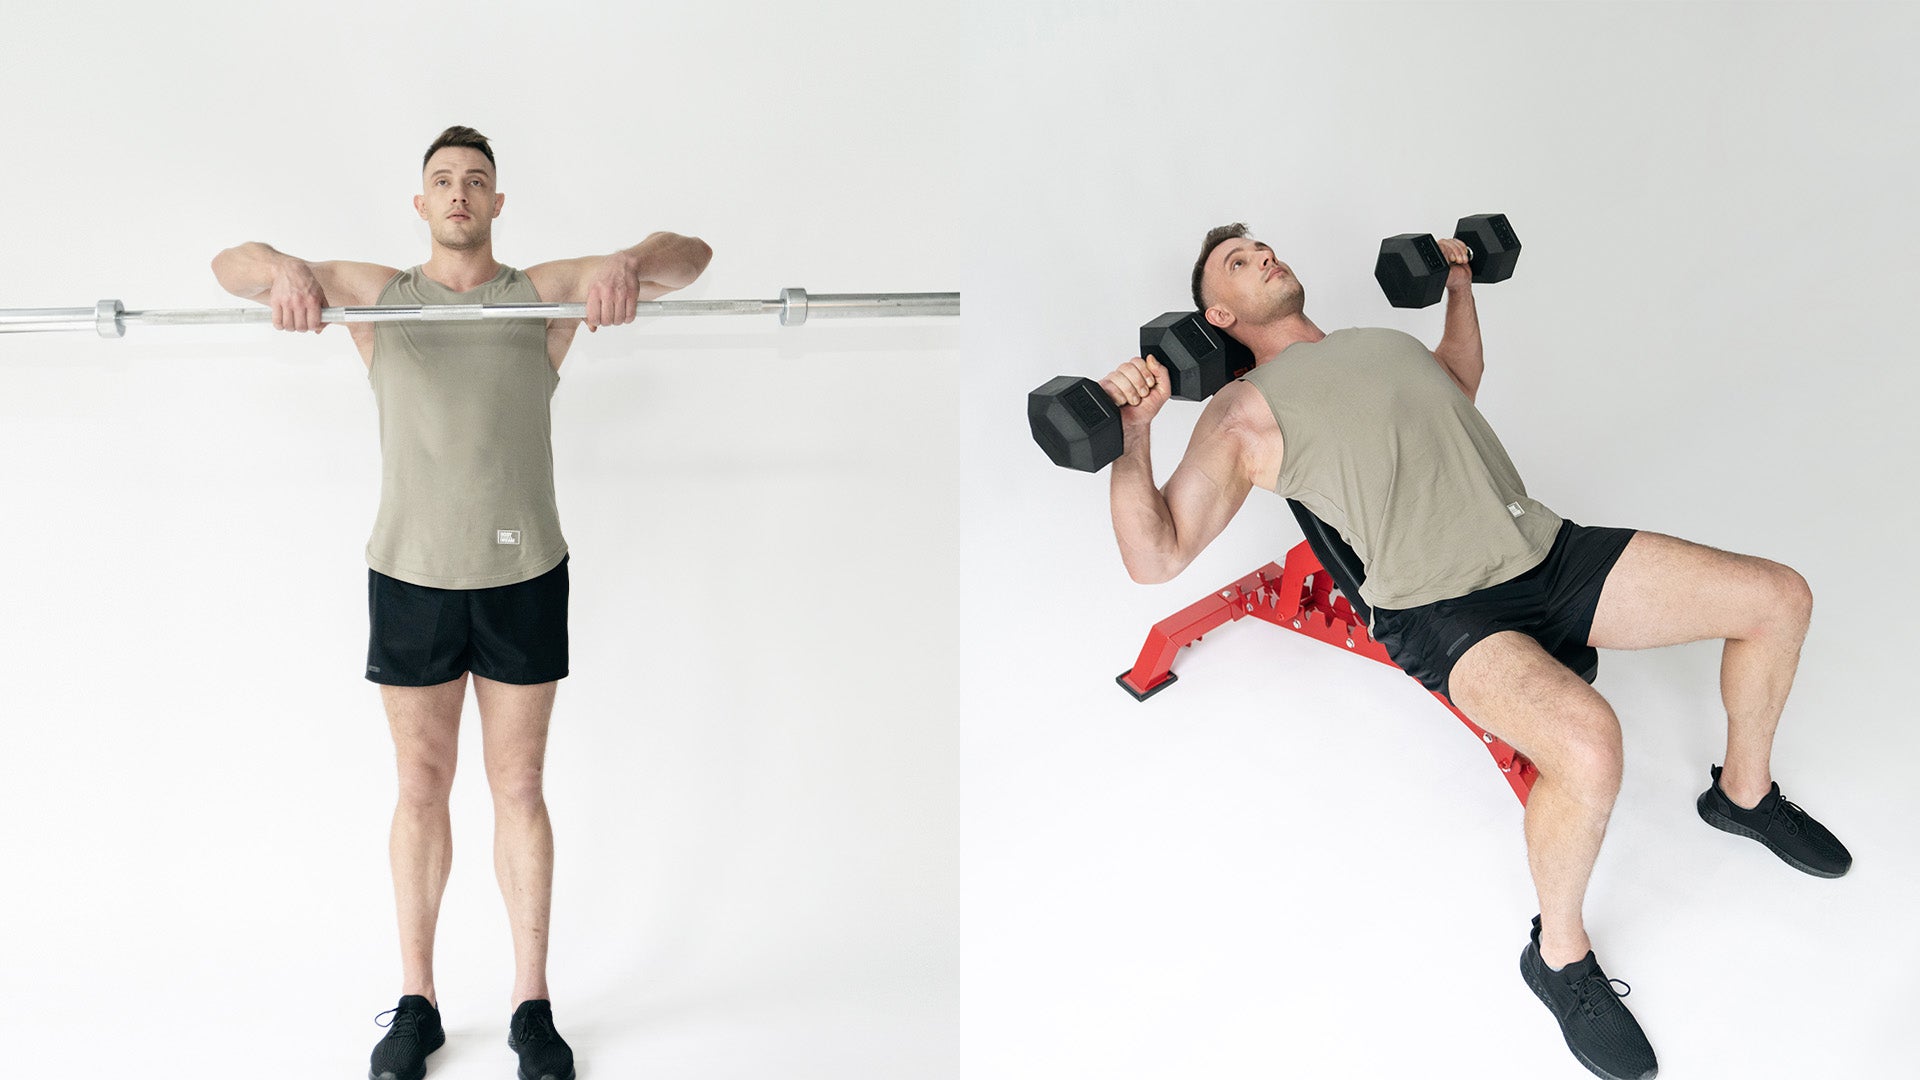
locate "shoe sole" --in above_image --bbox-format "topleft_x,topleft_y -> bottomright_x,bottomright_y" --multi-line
1521,948 -> 1658,1080
1696,792 -> 1848,878
369,1028 -> 445,1080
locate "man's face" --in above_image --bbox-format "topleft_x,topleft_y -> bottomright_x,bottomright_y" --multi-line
1203,238 -> 1303,330
414,146 -> 503,251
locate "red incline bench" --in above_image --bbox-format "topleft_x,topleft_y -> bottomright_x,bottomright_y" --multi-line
1115,501 -> 1603,807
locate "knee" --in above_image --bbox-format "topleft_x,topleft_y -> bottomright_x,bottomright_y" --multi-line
396,760 -> 456,807
488,766 -> 546,809
1552,711 -> 1623,800
1740,561 -> 1813,642
1774,564 -> 1814,631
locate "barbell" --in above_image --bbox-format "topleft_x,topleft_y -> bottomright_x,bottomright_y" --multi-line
0,288 -> 960,338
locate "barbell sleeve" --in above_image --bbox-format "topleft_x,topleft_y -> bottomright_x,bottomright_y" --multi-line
0,289 -> 961,338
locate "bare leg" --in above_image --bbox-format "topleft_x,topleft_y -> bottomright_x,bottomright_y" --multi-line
1585,532 -> 1813,808
474,674 -> 560,1008
1448,531 -> 1813,967
381,675 -> 469,1008
1450,632 -> 1623,969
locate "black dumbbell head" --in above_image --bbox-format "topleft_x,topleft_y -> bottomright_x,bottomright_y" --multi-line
1029,374 -> 1124,472
1138,311 -> 1256,401
1374,233 -> 1450,309
1455,213 -> 1521,284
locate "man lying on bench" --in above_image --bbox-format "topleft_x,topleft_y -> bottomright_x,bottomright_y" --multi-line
1096,221 -> 1850,1080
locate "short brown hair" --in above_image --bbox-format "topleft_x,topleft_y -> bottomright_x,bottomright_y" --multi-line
1191,222 -> 1250,311
422,125 -> 496,172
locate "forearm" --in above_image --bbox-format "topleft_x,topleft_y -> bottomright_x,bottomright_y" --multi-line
210,242 -> 305,300
1434,283 -> 1484,397
1109,432 -> 1185,584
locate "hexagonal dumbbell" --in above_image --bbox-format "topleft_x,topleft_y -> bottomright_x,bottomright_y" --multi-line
1028,375 -> 1124,472
1375,213 -> 1521,309
1029,311 -> 1255,472
1136,311 -> 1256,402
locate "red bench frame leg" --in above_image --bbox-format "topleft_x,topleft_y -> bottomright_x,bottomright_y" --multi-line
1117,540 -> 1538,805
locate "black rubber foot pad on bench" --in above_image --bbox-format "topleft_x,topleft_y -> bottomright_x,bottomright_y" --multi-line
1116,670 -> 1177,702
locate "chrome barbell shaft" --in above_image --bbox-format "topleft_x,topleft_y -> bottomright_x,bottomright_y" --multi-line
0,289 -> 960,338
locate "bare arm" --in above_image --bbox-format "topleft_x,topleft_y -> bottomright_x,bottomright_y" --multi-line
209,242 -> 397,332
1103,356 -> 1268,585
1429,236 -> 1484,401
524,231 -> 713,330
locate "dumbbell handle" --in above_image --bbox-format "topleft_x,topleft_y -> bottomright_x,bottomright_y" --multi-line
1381,233 -> 1481,274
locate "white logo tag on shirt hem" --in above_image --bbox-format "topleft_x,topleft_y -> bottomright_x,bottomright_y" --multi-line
1507,503 -> 1525,518
497,530 -> 521,545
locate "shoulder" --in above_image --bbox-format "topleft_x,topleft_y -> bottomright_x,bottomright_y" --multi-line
316,261 -> 404,305
1211,377 -> 1268,413
1348,326 -> 1429,352
497,264 -> 540,296
1200,380 -> 1280,444
1185,381 -> 1281,486
521,260 -> 578,302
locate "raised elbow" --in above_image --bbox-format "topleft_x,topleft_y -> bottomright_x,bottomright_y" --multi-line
210,242 -> 261,295
684,236 -> 713,276
210,248 -> 236,288
1120,550 -> 1184,586
644,231 -> 712,283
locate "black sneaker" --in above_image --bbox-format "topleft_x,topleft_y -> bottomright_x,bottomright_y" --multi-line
508,999 -> 576,1080
1696,764 -> 1852,878
1519,916 -> 1658,1080
369,994 -> 446,1080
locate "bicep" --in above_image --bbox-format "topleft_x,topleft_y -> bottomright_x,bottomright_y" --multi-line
1429,329 -> 1482,404
1160,424 -> 1257,565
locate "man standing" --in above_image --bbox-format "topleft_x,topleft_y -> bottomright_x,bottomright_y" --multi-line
1094,222 -> 1849,1080
212,126 -> 711,1080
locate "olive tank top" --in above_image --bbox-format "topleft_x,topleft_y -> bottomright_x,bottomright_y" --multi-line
365,265 -> 567,589
1241,327 -> 1560,611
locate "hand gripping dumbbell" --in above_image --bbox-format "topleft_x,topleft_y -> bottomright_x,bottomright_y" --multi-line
1374,213 -> 1521,308
1028,311 -> 1256,472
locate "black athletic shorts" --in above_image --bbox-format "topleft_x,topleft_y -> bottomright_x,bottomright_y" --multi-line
1369,521 -> 1637,698
365,555 -> 570,686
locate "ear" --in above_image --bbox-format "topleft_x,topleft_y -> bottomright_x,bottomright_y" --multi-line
1204,304 -> 1234,331
413,194 -> 426,219
492,192 -> 505,218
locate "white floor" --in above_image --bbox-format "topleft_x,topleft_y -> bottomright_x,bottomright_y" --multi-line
962,553 -> 1911,1078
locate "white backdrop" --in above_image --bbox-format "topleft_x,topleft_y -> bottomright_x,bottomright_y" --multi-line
961,3 -> 1918,1079
0,3 -> 957,1079
8,3 -> 1919,1079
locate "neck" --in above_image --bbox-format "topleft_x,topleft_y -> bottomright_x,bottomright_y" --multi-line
1240,311 -> 1327,365
421,241 -> 501,292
